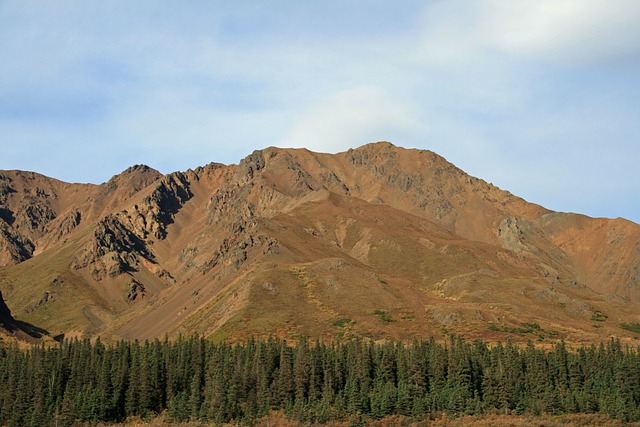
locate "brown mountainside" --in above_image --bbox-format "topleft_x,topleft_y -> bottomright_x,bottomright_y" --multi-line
0,142 -> 639,344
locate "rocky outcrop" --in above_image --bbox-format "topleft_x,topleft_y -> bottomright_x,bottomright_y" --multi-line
116,172 -> 193,240
0,174 -> 58,264
47,210 -> 81,241
0,220 -> 35,264
344,143 -> 464,220
70,172 -> 193,280
126,279 -> 147,302
0,181 -> 16,225
200,221 -> 280,275
238,150 -> 266,180
346,141 -> 398,174
13,196 -> 57,236
72,215 -> 155,280
137,172 -> 193,239
25,291 -> 56,313
497,217 -> 540,253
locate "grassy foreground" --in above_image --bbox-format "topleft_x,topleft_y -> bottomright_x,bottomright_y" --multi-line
102,411 -> 639,426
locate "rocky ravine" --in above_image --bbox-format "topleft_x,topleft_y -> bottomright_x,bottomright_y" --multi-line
0,142 -> 639,344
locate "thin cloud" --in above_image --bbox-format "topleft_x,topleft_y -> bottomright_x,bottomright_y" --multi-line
419,0 -> 640,66
0,1 -> 639,222
280,86 -> 425,153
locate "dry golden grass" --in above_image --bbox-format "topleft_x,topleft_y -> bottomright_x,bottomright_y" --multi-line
96,412 -> 638,427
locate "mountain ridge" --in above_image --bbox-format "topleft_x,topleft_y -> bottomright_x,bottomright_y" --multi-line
0,142 -> 639,344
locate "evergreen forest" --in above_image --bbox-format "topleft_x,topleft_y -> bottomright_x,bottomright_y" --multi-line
1,335 -> 639,426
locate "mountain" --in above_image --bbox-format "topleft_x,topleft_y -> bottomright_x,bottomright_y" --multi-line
0,142 -> 639,344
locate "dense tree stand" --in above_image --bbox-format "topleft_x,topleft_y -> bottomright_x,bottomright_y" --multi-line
1,336 -> 639,426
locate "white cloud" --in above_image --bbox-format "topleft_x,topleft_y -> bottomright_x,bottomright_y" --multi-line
279,86 -> 425,153
1,1 -> 639,222
420,0 -> 640,66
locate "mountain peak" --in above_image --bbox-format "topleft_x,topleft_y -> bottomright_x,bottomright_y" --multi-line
358,140 -> 396,149
1,143 -> 639,344
100,164 -> 163,196
108,164 -> 162,182
122,164 -> 158,175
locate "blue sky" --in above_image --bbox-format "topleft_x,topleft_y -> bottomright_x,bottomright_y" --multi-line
1,1 -> 639,223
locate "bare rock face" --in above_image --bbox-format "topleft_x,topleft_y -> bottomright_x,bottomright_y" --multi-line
72,214 -> 155,280
1,177 -> 58,239
0,173 -> 57,264
14,197 -> 57,236
200,224 -> 280,276
238,149 -> 266,180
0,220 -> 35,264
48,210 -> 81,240
0,186 -> 15,225
70,172 -> 192,280
497,217 -> 539,253
130,172 -> 193,239
126,279 -> 147,302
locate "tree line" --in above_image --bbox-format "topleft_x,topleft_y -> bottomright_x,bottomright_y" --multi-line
0,335 -> 639,426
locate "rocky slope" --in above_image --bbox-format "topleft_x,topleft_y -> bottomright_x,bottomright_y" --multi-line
0,142 -> 639,344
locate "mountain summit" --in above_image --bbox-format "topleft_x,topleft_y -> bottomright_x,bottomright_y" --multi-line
1,143 -> 639,343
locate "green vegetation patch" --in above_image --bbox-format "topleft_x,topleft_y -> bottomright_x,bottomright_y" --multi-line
332,318 -> 353,328
521,322 -> 541,331
620,322 -> 640,334
373,309 -> 394,323
488,322 -> 559,340
591,310 -> 608,322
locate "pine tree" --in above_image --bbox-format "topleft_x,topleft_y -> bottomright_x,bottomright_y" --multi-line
189,371 -> 203,419
370,378 -> 396,418
293,338 -> 311,404
542,385 -> 563,415
272,342 -> 294,407
481,367 -> 509,412
202,347 -> 227,423
125,343 -> 140,418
